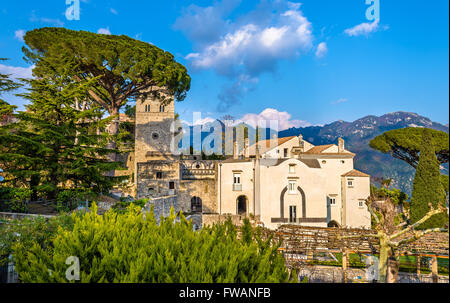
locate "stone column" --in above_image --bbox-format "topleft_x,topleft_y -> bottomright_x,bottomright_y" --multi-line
342,250 -> 348,283
431,255 -> 439,283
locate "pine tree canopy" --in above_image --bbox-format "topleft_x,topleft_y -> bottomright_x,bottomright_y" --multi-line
22,27 -> 191,115
410,128 -> 449,229
370,127 -> 449,169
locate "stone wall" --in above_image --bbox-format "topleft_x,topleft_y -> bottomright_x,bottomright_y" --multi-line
202,214 -> 247,227
296,265 -> 449,283
144,196 -> 178,222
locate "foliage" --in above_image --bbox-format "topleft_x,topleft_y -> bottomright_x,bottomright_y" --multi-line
441,174 -> 449,199
112,198 -> 148,214
0,214 -> 74,266
0,58 -> 22,106
410,129 -> 449,229
22,27 -> 191,153
0,187 -> 32,213
124,104 -> 136,119
370,184 -> 409,207
13,204 -> 292,283
370,127 -> 449,169
0,61 -> 123,201
56,190 -> 96,213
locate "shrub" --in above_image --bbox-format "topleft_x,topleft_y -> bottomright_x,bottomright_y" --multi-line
13,204 -> 292,283
0,214 -> 74,266
0,188 -> 32,213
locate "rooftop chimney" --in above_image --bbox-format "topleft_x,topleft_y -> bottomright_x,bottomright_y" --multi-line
244,138 -> 249,159
338,138 -> 345,153
298,134 -> 305,153
233,140 -> 239,159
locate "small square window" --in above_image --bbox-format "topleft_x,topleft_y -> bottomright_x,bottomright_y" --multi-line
358,201 -> 364,208
156,172 -> 163,179
348,180 -> 353,187
289,165 -> 296,174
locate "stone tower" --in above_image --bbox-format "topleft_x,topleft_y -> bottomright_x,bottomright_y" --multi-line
134,87 -> 180,199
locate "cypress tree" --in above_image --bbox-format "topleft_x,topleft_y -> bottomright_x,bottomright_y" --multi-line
0,61 -> 123,201
410,128 -> 449,229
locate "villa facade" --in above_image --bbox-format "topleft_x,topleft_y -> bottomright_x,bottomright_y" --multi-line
133,91 -> 372,229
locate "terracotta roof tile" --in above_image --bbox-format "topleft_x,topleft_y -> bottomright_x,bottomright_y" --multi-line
341,169 -> 370,177
304,144 -> 334,154
248,136 -> 297,155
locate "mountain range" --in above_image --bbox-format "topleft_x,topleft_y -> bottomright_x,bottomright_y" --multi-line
278,112 -> 449,196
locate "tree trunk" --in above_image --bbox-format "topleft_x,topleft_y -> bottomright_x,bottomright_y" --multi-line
387,256 -> 399,283
378,238 -> 389,283
107,107 -> 120,163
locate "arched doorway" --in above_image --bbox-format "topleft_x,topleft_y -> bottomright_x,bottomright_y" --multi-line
191,197 -> 202,213
237,196 -> 248,215
327,220 -> 340,228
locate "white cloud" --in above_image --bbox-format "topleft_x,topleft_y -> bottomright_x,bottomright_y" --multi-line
110,8 -> 118,15
0,64 -> 34,79
180,1 -> 314,111
315,42 -> 327,58
238,108 -> 312,131
186,6 -> 313,76
97,27 -> 111,35
344,19 -> 387,37
30,11 -> 64,27
14,29 -> 25,42
331,98 -> 348,105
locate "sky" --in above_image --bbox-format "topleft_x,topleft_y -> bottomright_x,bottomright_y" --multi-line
0,0 -> 448,129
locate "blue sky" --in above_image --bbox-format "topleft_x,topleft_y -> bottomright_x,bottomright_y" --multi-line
0,0 -> 448,129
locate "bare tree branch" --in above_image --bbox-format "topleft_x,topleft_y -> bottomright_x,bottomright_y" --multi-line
391,203 -> 446,240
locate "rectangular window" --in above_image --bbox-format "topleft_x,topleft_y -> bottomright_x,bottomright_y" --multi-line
156,172 -> 163,179
348,180 -> 354,187
289,165 -> 296,174
160,105 -> 165,112
289,206 -> 297,223
284,148 -> 288,158
329,198 -> 336,206
233,173 -> 241,184
358,200 -> 364,208
289,181 -> 296,194
169,182 -> 175,190
233,173 -> 242,191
